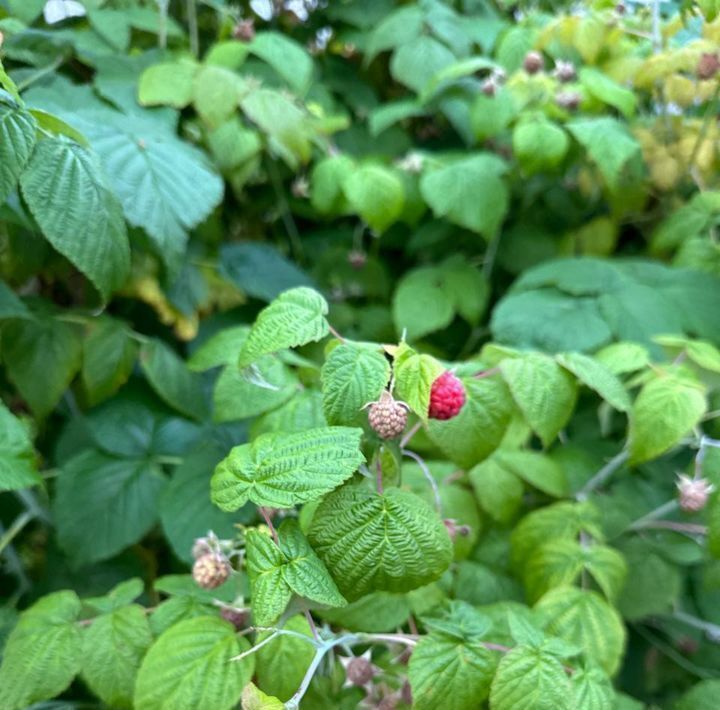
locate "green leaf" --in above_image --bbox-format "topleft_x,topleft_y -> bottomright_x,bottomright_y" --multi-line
160,445 -> 246,563
211,426 -> 364,510
579,67 -> 636,118
192,65 -> 247,128
675,679 -> 720,710
471,89 -> 517,141
246,520 -> 346,625
393,342 -> 445,421
567,118 -> 641,191
535,587 -> 626,675
249,32 -> 313,95
428,375 -> 516,469
1,315 -> 82,417
469,455 -> 524,524
409,633 -> 495,710
81,605 -> 153,709
20,137 -> 130,300
500,353 -> 578,446
366,6 -> 424,63
0,402 -> 40,491
138,61 -> 198,108
0,280 -> 30,319
242,683 -> 285,710
513,119 -> 568,173
255,616 -> 314,702
252,389 -> 327,437
390,36 -> 455,93
393,267 -> 455,341
555,352 -> 631,412
82,318 -> 138,406
240,88 -> 313,168
594,342 -> 650,375
140,339 -> 209,420
188,326 -> 249,371
318,591 -> 411,632
321,342 -> 390,426
495,450 -> 568,498
238,287 -> 329,367
0,591 -> 83,710
84,578 -> 145,614
0,103 -> 37,204
54,450 -> 167,565
342,164 -> 405,233
420,155 -> 508,238
571,665 -> 615,710
308,482 -> 453,600
489,644 -> 571,710
207,118 -> 261,171
29,108 -> 89,147
310,154 -> 355,214
134,616 -> 254,710
628,374 -> 707,463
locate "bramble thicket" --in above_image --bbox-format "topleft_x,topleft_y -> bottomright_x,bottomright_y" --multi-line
2,0 -> 720,708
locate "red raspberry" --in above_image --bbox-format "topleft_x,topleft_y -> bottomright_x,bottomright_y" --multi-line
428,372 -> 466,420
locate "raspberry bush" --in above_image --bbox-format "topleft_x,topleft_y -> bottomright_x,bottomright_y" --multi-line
2,1 -> 720,709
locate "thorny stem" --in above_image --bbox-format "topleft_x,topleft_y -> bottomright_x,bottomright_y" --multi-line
575,450 -> 629,501
259,507 -> 279,545
400,421 -> 422,449
402,449 -> 442,515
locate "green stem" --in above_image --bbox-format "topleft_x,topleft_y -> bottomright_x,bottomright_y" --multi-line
186,0 -> 199,57
576,450 -> 629,501
16,55 -> 65,92
672,610 -> 720,642
627,500 -> 679,531
402,449 -> 442,515
266,158 -> 304,263
0,511 -> 34,555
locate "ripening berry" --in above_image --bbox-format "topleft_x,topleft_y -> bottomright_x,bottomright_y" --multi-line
523,51 -> 544,74
366,391 -> 409,439
429,372 -> 466,420
556,90 -> 581,111
191,537 -> 213,560
698,52 -> 720,80
220,606 -> 249,630
553,60 -> 576,83
676,474 -> 714,512
346,656 -> 374,686
192,553 -> 231,589
233,19 -> 255,42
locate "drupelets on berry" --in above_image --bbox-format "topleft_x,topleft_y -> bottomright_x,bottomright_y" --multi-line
365,390 -> 409,439
429,371 -> 466,420
192,553 -> 231,590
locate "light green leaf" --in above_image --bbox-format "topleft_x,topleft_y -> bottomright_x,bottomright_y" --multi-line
409,633 -> 495,710
20,137 -> 130,300
321,342 -> 390,426
192,65 -> 247,128
471,90 -> 517,141
318,591 -> 411,632
393,267 -> 455,341
308,482 -> 453,600
675,679 -> 720,710
189,326 -> 250,371
342,164 -> 405,233
246,520 -> 345,625
240,88 -> 313,168
369,100 -> 426,136
440,257 -> 489,325
489,644 -> 571,710
138,61 -> 198,108
580,67 -> 636,118
390,36 -> 455,93
571,665 -> 615,710
54,450 -> 167,565
82,318 -> 138,406
495,450 -> 568,498
0,103 -> 36,204
242,683 -> 285,710
428,376 -> 515,469
238,287 -> 329,368
393,342 -> 445,421
469,455 -> 524,524
81,605 -> 153,709
211,426 -> 364,510
535,587 -> 626,675
249,32 -> 313,94
84,578 -> 145,614
500,353 -> 578,446
366,6 -> 424,63
567,118 -> 641,191
207,118 -> 261,171
134,616 -> 254,710
251,389 -> 327,437
0,402 -> 40,491
555,352 -> 631,412
513,119 -> 568,173
0,591 -> 83,710
420,154 -> 508,238
140,339 -> 209,420
2,315 -> 82,418
255,615 -> 314,702
310,154 -> 355,214
594,342 -> 650,375
628,374 -> 707,463
29,109 -> 90,147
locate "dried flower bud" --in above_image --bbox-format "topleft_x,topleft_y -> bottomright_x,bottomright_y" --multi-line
347,250 -> 367,269
396,152 -> 424,174
553,60 -> 576,83
677,474 -> 715,512
481,77 -> 497,97
220,606 -> 249,630
191,537 -> 213,560
233,19 -> 255,42
291,176 -> 309,198
523,51 -> 544,74
347,656 -> 374,686
698,52 -> 720,80
192,553 -> 231,589
443,518 -> 471,540
556,91 -> 582,111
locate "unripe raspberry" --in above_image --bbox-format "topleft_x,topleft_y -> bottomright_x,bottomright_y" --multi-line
698,52 -> 720,80
523,51 -> 544,74
553,60 -> 576,83
556,90 -> 581,111
220,606 -> 249,630
233,19 -> 255,42
192,553 -> 231,589
346,656 -> 374,686
429,372 -> 466,420
481,77 -> 497,97
677,474 -> 714,512
191,537 -> 213,560
366,391 -> 409,439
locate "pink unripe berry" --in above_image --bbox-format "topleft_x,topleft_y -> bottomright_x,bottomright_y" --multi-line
677,474 -> 714,512
428,372 -> 466,420
192,553 -> 231,589
366,391 -> 409,439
